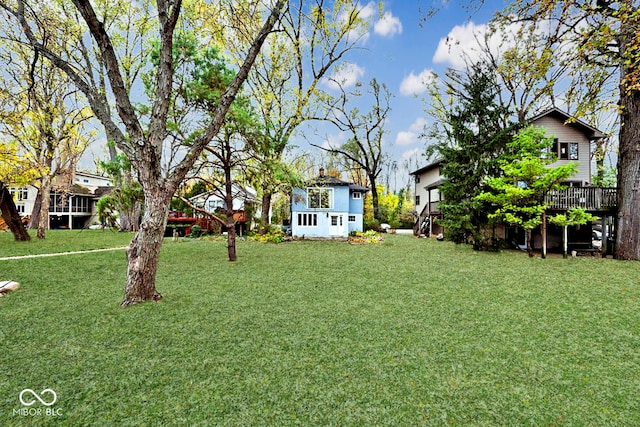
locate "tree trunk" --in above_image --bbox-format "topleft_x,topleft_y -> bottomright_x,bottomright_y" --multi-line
119,200 -> 141,232
120,189 -> 170,307
226,222 -> 237,262
541,212 -> 547,259
119,173 -> 142,232
0,183 -> 30,241
224,166 -> 237,262
259,191 -> 271,234
525,228 -> 534,257
615,57 -> 640,259
369,176 -> 381,222
37,177 -> 52,239
29,192 -> 41,229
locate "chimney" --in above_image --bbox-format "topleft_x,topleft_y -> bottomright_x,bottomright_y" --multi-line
319,167 -> 324,177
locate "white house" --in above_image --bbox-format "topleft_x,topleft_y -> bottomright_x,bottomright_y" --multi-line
9,170 -> 112,230
189,184 -> 258,214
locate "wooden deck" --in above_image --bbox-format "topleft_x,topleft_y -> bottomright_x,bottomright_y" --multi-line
545,187 -> 617,212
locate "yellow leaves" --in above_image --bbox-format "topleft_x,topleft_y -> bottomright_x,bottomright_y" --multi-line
0,141 -> 38,184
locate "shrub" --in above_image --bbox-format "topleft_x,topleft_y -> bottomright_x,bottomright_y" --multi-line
188,225 -> 202,238
256,231 -> 285,244
348,230 -> 383,244
364,218 -> 381,232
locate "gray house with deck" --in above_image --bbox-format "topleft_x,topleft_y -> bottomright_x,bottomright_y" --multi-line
411,108 -> 616,254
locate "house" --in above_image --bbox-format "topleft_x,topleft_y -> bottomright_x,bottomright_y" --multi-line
290,168 -> 369,238
8,170 -> 112,230
189,184 -> 258,215
530,107 -> 604,186
187,184 -> 259,234
410,159 -> 444,237
411,107 -> 616,253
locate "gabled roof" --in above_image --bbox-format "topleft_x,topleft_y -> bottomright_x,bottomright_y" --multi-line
529,107 -> 606,139
410,159 -> 443,176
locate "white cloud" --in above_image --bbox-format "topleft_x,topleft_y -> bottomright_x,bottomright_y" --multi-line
374,12 -> 402,37
322,132 -> 347,150
401,148 -> 423,162
322,63 -> 366,90
355,1 -> 376,20
399,69 -> 436,96
395,118 -> 427,145
396,131 -> 418,146
341,2 -> 376,45
432,20 -> 531,69
409,117 -> 427,132
432,21 -> 488,69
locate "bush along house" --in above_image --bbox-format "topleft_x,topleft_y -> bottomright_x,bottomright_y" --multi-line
411,107 -> 617,255
291,168 -> 369,238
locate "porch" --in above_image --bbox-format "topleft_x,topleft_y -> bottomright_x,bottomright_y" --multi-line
545,187 -> 617,212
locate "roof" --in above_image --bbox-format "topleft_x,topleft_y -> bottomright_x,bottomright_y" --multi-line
529,107 -> 606,139
349,183 -> 370,192
307,174 -> 352,186
93,186 -> 113,199
410,159 -> 443,176
424,178 -> 445,189
305,172 -> 370,192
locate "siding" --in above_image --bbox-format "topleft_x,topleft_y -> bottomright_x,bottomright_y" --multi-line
291,185 -> 361,237
414,166 -> 442,214
531,118 -> 591,184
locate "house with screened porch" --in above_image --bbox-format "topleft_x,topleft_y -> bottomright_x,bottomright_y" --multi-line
290,168 -> 369,238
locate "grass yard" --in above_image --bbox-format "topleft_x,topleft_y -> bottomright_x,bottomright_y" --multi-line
1,230 -> 639,426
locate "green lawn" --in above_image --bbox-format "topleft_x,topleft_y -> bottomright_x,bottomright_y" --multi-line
1,231 -> 638,426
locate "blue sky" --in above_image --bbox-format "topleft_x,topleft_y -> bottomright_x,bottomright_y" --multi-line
80,0 -> 510,190
290,0 -> 511,189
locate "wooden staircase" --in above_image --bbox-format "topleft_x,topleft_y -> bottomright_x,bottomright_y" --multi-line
413,205 -> 430,236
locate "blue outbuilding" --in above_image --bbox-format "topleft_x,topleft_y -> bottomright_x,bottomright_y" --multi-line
291,168 -> 369,238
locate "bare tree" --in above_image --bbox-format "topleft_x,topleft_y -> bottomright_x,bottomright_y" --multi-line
311,78 -> 392,221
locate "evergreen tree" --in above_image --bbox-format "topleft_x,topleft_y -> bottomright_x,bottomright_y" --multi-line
476,126 -> 579,257
428,60 -> 521,244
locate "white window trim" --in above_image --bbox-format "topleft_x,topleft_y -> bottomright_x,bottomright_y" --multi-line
297,213 -> 318,227
307,187 -> 333,209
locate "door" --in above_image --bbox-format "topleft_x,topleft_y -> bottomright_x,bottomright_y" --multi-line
329,214 -> 345,237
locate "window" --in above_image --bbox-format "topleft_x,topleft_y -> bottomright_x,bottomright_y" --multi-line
307,188 -> 332,209
415,195 -> 420,206
552,140 -> 578,160
297,213 -> 318,227
16,204 -> 25,214
569,143 -> 579,160
348,215 -> 356,222
559,142 -> 569,160
352,192 -> 361,200
208,200 -> 224,211
415,175 -> 420,183
10,187 -> 28,201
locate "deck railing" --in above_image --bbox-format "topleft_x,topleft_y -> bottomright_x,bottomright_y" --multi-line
545,187 -> 617,211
